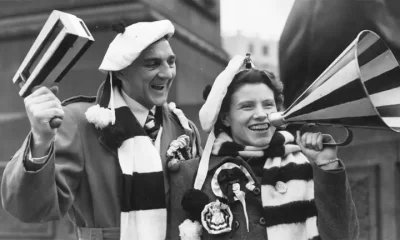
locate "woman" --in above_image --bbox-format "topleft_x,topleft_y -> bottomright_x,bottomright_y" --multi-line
172,55 -> 359,240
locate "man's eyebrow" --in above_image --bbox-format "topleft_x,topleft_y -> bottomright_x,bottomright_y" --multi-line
143,57 -> 161,61
143,54 -> 176,61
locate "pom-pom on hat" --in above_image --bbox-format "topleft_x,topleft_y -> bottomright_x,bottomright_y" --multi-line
99,19 -> 175,73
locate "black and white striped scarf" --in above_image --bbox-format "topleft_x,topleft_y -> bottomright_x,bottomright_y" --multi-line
103,87 -> 167,240
212,130 -> 320,240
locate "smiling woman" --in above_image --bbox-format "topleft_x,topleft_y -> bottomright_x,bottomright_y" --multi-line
216,69 -> 283,147
172,55 -> 359,240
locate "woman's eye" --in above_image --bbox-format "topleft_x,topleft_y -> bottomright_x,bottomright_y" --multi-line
241,105 -> 253,110
263,102 -> 275,108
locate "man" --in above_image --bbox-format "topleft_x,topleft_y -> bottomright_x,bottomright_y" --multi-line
1,20 -> 201,240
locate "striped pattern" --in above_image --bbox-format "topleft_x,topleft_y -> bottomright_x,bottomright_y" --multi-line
212,131 -> 319,239
262,152 -> 318,240
144,111 -> 160,142
282,30 -> 400,132
14,11 -> 94,97
112,88 -> 166,240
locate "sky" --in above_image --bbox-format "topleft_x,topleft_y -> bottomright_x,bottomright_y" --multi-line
220,0 -> 295,40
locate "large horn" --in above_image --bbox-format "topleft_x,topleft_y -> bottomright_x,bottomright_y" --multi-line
270,30 -> 400,133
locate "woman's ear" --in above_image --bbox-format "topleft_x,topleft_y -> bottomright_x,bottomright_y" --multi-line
220,113 -> 230,127
115,71 -> 124,80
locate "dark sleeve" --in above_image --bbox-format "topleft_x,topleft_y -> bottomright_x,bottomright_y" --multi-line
312,161 -> 359,240
1,106 -> 85,223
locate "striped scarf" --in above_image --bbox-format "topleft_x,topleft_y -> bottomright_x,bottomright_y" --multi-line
103,87 -> 167,240
212,130 -> 320,240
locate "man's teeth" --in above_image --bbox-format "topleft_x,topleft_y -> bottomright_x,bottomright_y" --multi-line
249,124 -> 270,131
152,85 -> 165,90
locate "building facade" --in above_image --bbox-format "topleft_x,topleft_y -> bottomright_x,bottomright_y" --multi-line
222,32 -> 279,75
0,0 -> 228,239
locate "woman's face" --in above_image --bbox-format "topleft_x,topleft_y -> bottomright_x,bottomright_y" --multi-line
223,83 -> 277,147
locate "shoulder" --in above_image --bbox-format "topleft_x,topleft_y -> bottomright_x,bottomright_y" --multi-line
61,95 -> 97,122
62,95 -> 97,107
161,102 -> 199,132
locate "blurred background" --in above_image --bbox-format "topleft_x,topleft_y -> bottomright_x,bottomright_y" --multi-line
1,0 -> 400,239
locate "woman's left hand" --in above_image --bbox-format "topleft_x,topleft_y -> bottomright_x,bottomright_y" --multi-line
296,131 -> 338,166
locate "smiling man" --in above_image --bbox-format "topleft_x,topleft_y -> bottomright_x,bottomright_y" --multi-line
1,20 -> 202,240
117,37 -> 177,109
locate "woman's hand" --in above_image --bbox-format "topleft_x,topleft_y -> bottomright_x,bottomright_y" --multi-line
296,131 -> 339,169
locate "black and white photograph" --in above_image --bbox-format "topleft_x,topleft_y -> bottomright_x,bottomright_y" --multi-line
1,0 -> 400,239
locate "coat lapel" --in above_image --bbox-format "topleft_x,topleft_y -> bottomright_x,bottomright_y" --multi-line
159,104 -> 186,196
98,134 -> 118,159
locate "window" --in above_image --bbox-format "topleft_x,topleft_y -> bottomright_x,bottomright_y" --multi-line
182,0 -> 218,20
262,45 -> 269,56
248,43 -> 254,54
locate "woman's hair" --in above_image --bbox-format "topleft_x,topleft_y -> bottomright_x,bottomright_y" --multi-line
203,68 -> 284,135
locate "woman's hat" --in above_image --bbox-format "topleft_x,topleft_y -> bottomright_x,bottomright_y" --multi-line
194,54 -> 253,191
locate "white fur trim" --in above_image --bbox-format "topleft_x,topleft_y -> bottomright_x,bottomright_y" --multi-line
199,55 -> 246,132
99,20 -> 175,73
85,104 -> 114,129
169,102 -> 192,133
178,219 -> 203,240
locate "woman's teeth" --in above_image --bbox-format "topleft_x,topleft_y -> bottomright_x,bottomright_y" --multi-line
249,123 -> 270,131
151,84 -> 165,90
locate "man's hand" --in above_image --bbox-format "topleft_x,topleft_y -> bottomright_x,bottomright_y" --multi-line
24,86 -> 64,156
296,131 -> 338,168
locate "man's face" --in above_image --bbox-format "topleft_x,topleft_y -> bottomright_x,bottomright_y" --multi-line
119,39 -> 176,109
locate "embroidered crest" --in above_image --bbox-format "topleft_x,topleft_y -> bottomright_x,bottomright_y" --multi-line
201,200 -> 233,234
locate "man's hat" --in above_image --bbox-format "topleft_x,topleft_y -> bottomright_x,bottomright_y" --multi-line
99,20 -> 175,73
86,20 -> 175,129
